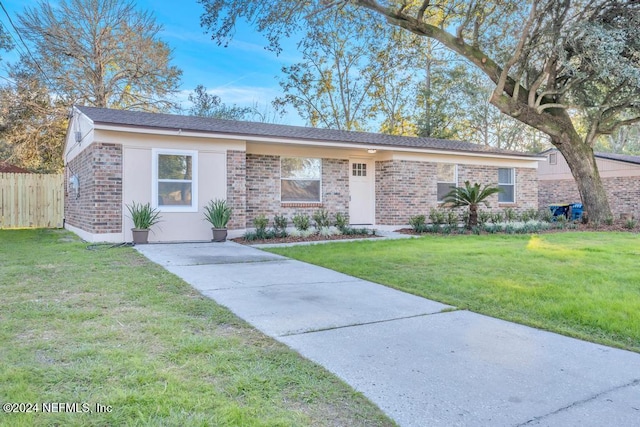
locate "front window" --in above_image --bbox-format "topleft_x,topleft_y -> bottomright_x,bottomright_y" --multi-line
498,168 -> 515,203
281,157 -> 321,202
153,149 -> 198,211
437,163 -> 457,202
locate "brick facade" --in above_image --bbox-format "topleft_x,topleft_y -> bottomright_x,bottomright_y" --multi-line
226,150 -> 246,230
539,177 -> 640,219
245,154 -> 349,227
375,161 -> 538,225
376,160 -> 437,224
65,142 -> 122,233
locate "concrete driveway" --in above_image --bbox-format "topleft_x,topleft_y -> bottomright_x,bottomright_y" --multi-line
136,241 -> 640,427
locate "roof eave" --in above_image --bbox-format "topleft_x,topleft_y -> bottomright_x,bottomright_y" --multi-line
91,121 -> 543,162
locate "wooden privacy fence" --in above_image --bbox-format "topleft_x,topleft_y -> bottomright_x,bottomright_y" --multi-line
0,173 -> 64,228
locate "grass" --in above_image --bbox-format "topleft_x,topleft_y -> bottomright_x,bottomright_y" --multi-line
267,233 -> 640,353
0,229 -> 394,427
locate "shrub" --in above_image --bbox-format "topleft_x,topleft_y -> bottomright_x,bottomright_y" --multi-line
340,227 -> 371,236
243,231 -> 258,241
409,214 -> 427,232
625,219 -> 637,230
319,226 -> 340,237
446,211 -> 459,227
289,228 -> 315,238
273,214 -> 288,237
503,208 -> 517,222
490,212 -> 504,224
292,213 -> 311,231
519,208 -> 539,222
605,216 -> 614,226
429,208 -> 446,225
334,212 -> 349,231
478,210 -> 491,226
312,209 -> 331,228
253,214 -> 269,239
540,208 -> 554,223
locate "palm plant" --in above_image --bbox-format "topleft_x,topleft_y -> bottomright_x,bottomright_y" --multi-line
442,181 -> 502,228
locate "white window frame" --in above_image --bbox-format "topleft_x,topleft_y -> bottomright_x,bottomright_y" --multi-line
549,152 -> 557,165
152,148 -> 198,212
280,157 -> 322,203
498,168 -> 515,203
437,163 -> 458,202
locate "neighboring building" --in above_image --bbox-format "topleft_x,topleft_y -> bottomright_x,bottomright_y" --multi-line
538,148 -> 640,219
0,161 -> 30,173
63,106 -> 542,243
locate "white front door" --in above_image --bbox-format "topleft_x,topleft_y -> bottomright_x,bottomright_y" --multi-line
349,159 -> 374,224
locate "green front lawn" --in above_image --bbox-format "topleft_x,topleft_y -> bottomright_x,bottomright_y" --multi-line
267,233 -> 640,352
0,229 -> 394,427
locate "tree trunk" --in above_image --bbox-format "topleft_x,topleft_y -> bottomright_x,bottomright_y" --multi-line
552,135 -> 611,222
468,204 -> 478,228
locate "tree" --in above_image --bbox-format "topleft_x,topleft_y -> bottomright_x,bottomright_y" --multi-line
17,0 -> 182,111
595,123 -> 640,155
0,68 -> 67,172
0,23 -> 12,59
199,0 -> 640,222
188,84 -> 254,120
1,0 -> 183,171
443,181 -> 502,228
273,7 -> 395,131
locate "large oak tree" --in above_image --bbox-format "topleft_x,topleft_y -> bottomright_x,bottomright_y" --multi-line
200,0 -> 640,222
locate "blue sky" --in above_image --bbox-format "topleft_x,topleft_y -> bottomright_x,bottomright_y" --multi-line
0,0 -> 302,124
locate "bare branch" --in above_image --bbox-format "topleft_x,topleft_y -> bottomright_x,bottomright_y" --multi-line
493,0 -> 538,101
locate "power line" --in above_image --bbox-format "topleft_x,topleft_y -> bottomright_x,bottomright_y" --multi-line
0,1 -> 59,93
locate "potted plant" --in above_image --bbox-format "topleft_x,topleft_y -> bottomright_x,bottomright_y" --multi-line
126,202 -> 161,244
204,199 -> 232,242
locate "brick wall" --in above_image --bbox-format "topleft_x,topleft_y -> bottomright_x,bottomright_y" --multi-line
376,160 -> 437,224
375,161 -> 538,224
245,154 -> 349,227
65,142 -> 123,233
459,165 -> 538,213
539,177 -> 640,219
226,150 -> 246,230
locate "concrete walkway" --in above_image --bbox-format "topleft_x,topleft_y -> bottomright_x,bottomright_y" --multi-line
136,241 -> 640,427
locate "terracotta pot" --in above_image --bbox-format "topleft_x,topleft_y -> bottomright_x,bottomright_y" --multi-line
212,228 -> 227,242
131,228 -> 149,244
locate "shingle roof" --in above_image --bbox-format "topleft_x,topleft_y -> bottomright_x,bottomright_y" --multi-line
541,148 -> 640,166
75,105 -> 539,158
595,152 -> 640,165
0,161 -> 30,173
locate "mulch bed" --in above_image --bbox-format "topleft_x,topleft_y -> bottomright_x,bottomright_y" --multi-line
231,233 -> 381,245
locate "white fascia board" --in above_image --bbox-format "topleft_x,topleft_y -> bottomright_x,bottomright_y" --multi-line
93,123 -> 543,162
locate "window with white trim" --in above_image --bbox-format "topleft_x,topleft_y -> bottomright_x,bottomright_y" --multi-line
437,163 -> 457,202
549,152 -> 557,165
281,157 -> 321,202
152,149 -> 198,212
498,168 -> 515,203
